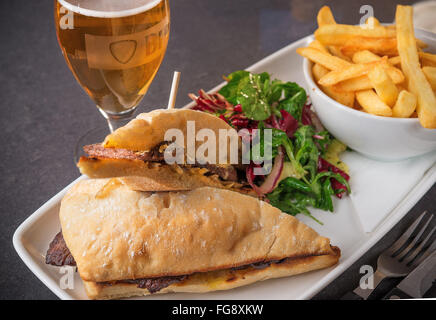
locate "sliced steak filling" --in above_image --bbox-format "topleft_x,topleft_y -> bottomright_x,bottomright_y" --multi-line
46,232 -> 76,266
83,142 -> 167,162
110,276 -> 189,294
83,142 -> 240,182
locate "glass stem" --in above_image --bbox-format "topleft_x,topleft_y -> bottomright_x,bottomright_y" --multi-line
98,108 -> 136,132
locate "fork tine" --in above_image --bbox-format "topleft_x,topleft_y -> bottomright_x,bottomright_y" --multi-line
396,214 -> 433,260
403,225 -> 436,264
386,211 -> 428,255
413,240 -> 436,266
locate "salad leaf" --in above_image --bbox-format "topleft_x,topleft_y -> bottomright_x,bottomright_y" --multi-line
294,126 -> 318,181
276,83 -> 307,121
219,71 -> 307,121
249,122 -> 285,162
237,73 -> 271,120
218,71 -> 249,105
314,130 -> 333,155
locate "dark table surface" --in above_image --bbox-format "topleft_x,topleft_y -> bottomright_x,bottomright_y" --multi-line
0,0 -> 434,300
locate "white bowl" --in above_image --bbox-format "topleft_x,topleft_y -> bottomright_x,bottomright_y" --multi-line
303,29 -> 436,161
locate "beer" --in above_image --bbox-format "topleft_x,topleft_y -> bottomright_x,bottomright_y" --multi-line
55,0 -> 170,114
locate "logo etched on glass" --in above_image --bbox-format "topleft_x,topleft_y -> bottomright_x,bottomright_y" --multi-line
109,40 -> 138,64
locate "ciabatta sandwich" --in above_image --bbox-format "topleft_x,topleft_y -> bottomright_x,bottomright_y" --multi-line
46,179 -> 340,300
77,109 -> 253,194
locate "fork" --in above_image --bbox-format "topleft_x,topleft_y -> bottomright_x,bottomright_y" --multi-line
353,211 -> 435,299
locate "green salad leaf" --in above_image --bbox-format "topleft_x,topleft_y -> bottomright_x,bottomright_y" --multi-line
219,71 -> 307,121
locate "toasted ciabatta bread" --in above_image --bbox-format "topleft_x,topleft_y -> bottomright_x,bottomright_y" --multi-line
59,179 -> 340,299
77,109 -> 247,193
102,109 -> 235,152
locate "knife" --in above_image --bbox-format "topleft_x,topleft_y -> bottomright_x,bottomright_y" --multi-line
383,250 -> 436,299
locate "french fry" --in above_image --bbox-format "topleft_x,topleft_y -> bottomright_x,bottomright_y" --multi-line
396,5 -> 436,128
421,60 -> 436,68
352,50 -> 381,63
308,40 -> 329,53
328,45 -> 352,62
392,90 -> 417,118
333,66 -> 404,92
356,90 -> 393,116
351,52 -> 404,83
334,74 -> 403,92
340,37 -> 427,57
420,52 -> 436,67
340,37 -> 398,57
388,56 -> 401,66
317,6 -> 336,26
417,39 -> 428,49
296,47 -> 351,71
353,51 -> 402,66
314,24 -> 397,46
312,63 -> 355,107
396,83 -> 407,92
319,58 -> 388,86
368,65 -> 399,106
422,67 -> 436,91
365,16 -> 381,27
312,63 -> 329,79
333,75 -> 373,92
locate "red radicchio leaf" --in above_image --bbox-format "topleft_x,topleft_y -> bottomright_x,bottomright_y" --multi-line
219,114 -> 228,123
232,119 -> 249,127
278,109 -> 298,138
234,104 -> 243,112
318,157 -> 350,198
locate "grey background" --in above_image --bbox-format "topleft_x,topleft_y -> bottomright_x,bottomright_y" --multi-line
0,0 -> 434,299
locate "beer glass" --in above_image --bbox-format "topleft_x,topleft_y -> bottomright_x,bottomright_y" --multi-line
54,0 -> 170,158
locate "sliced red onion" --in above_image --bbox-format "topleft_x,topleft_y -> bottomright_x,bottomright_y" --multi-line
270,114 -> 280,129
246,147 -> 284,196
310,111 -> 324,132
199,89 -> 213,101
239,129 -> 252,143
301,104 -> 312,126
313,134 -> 325,140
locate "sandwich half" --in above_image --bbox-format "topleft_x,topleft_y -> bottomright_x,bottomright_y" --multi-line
46,178 -> 340,299
77,109 -> 253,194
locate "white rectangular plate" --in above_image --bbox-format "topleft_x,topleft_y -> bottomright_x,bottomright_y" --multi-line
13,36 -> 436,300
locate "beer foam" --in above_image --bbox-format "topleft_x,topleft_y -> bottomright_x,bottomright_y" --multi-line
58,0 -> 163,18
